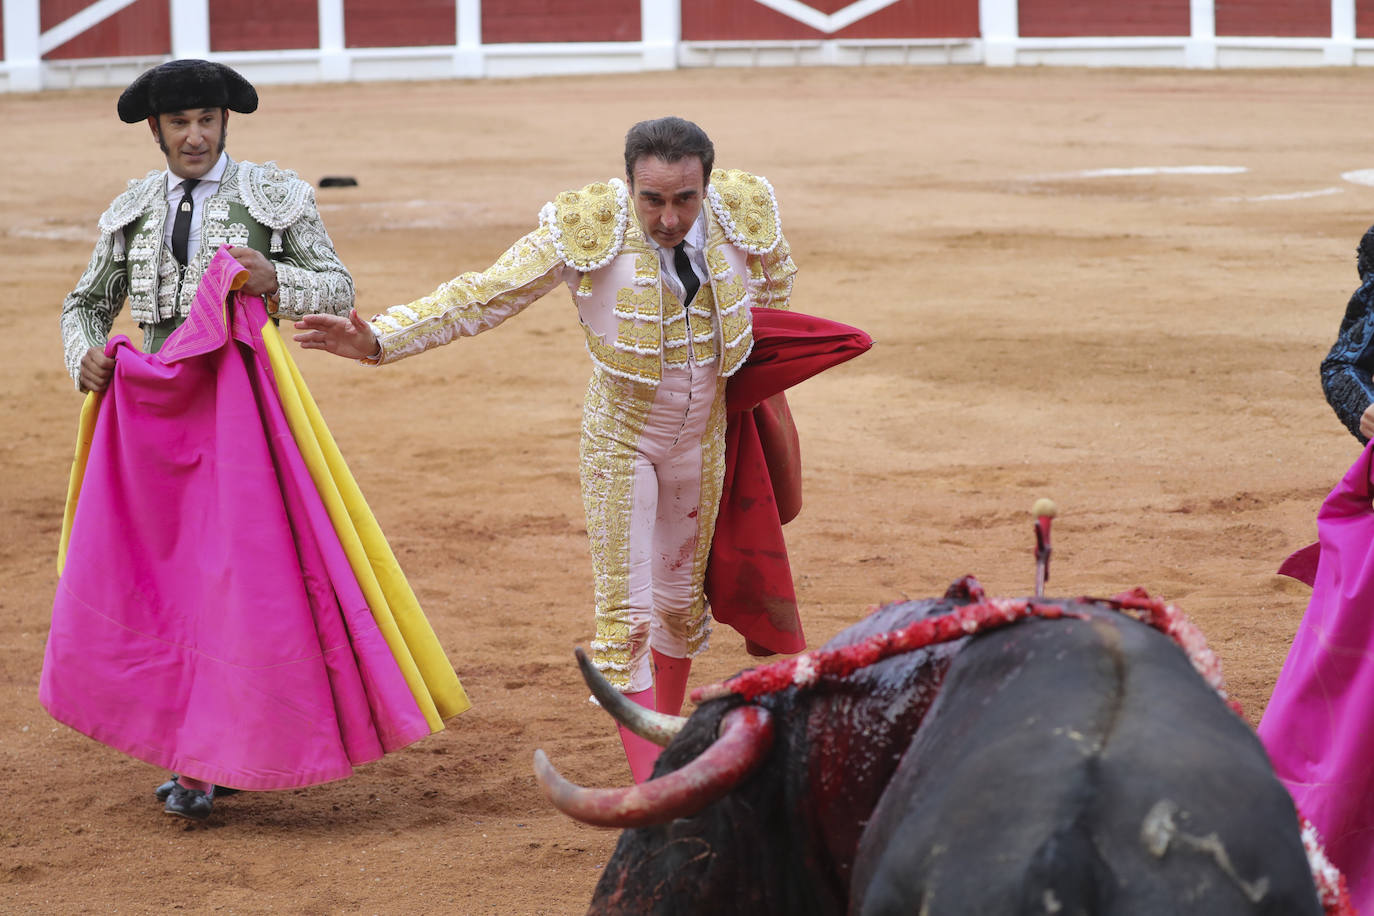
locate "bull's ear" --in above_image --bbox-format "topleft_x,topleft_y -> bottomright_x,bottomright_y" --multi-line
576,648 -> 686,747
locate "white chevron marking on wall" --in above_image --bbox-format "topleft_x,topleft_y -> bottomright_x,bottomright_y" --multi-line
750,0 -> 904,35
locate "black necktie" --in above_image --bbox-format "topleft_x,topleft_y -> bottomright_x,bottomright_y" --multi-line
673,242 -> 699,308
171,178 -> 200,265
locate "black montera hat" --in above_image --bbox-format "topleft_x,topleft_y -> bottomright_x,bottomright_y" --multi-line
117,59 -> 258,123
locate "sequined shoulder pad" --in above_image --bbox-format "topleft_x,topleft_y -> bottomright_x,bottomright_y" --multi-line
707,169 -> 782,255
237,159 -> 316,230
538,178 -> 629,272
97,171 -> 163,235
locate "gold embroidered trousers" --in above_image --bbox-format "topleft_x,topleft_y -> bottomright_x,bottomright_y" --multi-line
581,362 -> 728,692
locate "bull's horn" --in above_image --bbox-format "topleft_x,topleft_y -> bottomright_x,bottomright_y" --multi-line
577,647 -> 687,747
533,705 -> 774,828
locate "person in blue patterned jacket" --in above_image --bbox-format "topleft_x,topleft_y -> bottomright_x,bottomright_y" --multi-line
1321,227 -> 1374,442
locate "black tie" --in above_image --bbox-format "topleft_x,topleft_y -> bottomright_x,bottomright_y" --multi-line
171,178 -> 200,265
673,242 -> 699,308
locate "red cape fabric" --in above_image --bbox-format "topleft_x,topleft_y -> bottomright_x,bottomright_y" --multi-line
706,308 -> 873,656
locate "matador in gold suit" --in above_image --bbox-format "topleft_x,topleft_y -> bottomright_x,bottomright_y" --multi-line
296,118 -> 795,781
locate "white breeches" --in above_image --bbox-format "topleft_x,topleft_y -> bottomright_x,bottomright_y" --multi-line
581,363 -> 728,692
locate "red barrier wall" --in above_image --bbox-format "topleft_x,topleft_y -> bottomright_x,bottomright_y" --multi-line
42,0 -> 169,59
1019,0 -> 1189,37
344,0 -> 455,48
42,0 -> 94,30
1215,0 -> 1329,37
482,0 -> 641,43
1357,0 -> 1374,37
12,1 -> 1372,66
212,0 -> 319,52
683,0 -> 978,41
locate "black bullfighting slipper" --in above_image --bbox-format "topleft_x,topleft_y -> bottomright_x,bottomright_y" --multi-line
164,784 -> 213,821
155,775 -> 240,802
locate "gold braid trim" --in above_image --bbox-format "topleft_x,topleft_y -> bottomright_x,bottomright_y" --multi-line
707,169 -> 782,255
539,178 -> 630,272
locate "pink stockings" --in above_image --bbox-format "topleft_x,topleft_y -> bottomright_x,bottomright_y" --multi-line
617,689 -> 661,784
652,649 -> 691,717
617,650 -> 694,783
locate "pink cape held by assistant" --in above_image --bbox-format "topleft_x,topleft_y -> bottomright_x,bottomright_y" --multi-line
40,247 -> 468,791
1262,438 -> 1374,911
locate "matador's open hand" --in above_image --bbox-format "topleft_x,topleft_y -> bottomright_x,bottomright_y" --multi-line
293,309 -> 381,360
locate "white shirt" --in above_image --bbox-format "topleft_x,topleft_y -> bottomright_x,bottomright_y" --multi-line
647,211 -> 706,304
162,152 -> 229,261
643,211 -> 709,370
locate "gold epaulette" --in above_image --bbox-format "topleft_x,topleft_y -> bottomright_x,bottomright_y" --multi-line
707,169 -> 782,255
539,178 -> 630,272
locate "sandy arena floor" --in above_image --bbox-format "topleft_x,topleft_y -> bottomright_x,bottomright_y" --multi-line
2,64 -> 1370,912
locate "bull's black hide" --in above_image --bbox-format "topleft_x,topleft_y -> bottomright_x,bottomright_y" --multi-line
850,604 -> 1317,915
588,595 -> 1320,916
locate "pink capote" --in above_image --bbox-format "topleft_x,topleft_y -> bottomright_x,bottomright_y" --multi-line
40,249 -> 431,790
706,308 -> 873,657
1260,439 -> 1374,908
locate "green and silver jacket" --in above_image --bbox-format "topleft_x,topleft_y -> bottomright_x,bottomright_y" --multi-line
60,157 -> 354,386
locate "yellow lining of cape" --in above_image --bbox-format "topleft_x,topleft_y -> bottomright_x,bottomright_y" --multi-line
57,391 -> 100,576
260,320 -> 470,729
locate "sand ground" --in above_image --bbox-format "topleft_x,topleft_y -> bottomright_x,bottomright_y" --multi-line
1,64 -> 1369,913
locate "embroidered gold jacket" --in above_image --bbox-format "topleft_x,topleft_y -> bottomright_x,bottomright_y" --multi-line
369,169 -> 796,384
60,157 -> 354,385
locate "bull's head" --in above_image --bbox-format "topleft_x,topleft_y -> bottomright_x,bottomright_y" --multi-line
532,600 -> 964,916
